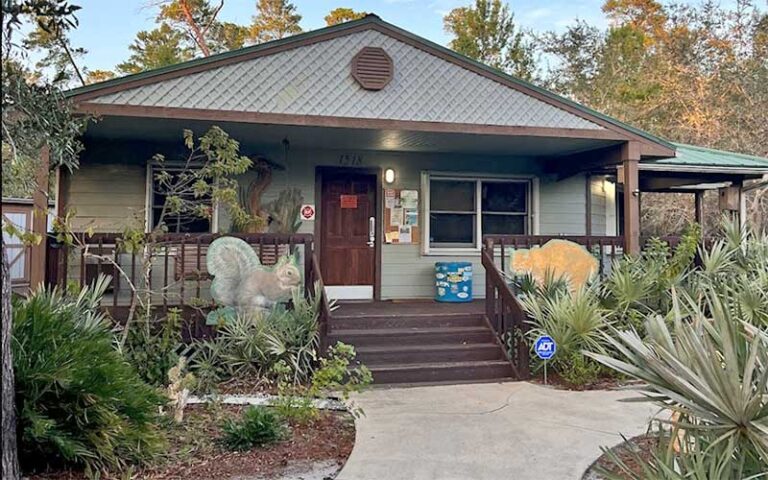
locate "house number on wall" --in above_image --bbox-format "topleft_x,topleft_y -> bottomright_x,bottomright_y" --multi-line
338,154 -> 363,166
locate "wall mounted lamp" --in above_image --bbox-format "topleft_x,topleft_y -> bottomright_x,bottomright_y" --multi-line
384,168 -> 396,184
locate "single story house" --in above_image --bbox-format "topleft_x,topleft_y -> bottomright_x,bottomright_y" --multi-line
42,14 -> 765,306
59,15 -> 768,299
27,14 -> 766,383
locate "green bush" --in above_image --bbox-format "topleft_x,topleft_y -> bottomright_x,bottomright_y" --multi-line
12,278 -> 167,474
522,286 -> 612,385
122,307 -> 189,386
601,223 -> 700,332
273,342 -> 373,423
590,287 -> 768,478
589,221 -> 768,478
220,406 -> 285,451
557,351 -> 604,386
189,284 -> 323,390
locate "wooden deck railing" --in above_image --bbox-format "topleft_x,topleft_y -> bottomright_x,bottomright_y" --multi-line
481,234 -> 625,380
47,231 -> 331,345
47,232 -> 315,306
309,253 -> 331,353
481,244 -> 529,380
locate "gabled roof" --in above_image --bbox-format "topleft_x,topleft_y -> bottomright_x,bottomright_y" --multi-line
67,15 -> 678,157
639,143 -> 768,175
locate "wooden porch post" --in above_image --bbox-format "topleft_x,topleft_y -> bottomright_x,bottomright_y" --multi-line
585,175 -> 592,236
29,146 -> 50,288
54,166 -> 71,287
737,181 -> 747,229
694,191 -> 704,226
622,142 -> 641,255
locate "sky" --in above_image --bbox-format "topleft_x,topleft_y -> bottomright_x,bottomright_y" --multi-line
64,0 -> 755,73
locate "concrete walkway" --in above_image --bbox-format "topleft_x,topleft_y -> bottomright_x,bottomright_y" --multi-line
337,382 -> 656,480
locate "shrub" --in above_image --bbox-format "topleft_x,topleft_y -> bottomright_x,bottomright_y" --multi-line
189,284 -> 323,390
220,406 -> 285,451
273,342 -> 373,423
121,307 -> 189,386
601,224 -> 700,332
522,286 -> 612,384
589,282 -> 768,478
189,337 -> 226,394
557,351 -> 603,386
262,287 -> 321,384
12,278 -> 166,474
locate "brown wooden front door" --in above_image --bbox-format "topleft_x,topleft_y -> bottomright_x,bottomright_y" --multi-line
320,170 -> 377,291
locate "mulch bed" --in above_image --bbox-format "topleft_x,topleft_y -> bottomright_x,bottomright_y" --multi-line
529,370 -> 637,391
584,434 -> 659,479
28,405 -> 356,480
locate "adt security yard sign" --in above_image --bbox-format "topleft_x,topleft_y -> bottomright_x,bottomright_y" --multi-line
534,335 -> 557,385
534,335 -> 557,360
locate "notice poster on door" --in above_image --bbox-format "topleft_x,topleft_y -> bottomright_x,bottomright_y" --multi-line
384,189 -> 419,244
340,194 -> 358,209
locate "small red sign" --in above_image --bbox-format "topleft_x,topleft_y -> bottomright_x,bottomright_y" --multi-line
340,195 -> 358,209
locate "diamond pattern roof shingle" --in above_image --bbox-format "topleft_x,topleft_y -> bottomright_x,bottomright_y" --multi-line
92,30 -> 603,130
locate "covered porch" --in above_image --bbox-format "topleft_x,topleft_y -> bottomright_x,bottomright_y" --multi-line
49,114 -> 763,302
51,112 -> 648,303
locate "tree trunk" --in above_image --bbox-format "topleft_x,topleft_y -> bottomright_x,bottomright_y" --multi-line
1,238 -> 20,479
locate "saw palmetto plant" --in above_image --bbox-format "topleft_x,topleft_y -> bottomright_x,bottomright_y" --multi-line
587,285 -> 768,479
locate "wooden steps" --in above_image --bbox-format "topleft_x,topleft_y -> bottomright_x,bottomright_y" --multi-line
369,360 -> 514,384
328,303 -> 515,385
355,343 -> 504,364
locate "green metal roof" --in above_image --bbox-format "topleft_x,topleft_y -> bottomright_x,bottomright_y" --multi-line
648,143 -> 768,170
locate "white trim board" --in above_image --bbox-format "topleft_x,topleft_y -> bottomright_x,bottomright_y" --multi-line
325,285 -> 373,301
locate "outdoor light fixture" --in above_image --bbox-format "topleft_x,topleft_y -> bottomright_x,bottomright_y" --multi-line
384,168 -> 396,184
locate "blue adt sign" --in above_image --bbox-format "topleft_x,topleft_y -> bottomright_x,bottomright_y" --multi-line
534,335 -> 557,360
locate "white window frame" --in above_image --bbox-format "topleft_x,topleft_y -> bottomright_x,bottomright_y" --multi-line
145,163 -> 219,234
421,171 -> 539,255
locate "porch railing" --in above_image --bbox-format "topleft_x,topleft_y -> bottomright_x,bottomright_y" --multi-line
309,253 -> 331,353
46,232 -> 330,343
481,234 -> 625,380
48,232 -> 315,306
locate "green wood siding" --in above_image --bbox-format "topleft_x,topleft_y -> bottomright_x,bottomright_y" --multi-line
66,161 -> 146,232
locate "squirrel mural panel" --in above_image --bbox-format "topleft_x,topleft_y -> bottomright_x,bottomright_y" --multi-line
206,237 -> 302,322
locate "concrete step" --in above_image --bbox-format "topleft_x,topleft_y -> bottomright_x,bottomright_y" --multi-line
330,313 -> 485,331
355,343 -> 504,365
369,360 -> 515,384
328,326 -> 495,347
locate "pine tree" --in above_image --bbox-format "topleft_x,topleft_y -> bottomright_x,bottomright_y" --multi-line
117,23 -> 194,74
249,0 -> 302,44
324,7 -> 367,26
443,0 -> 534,80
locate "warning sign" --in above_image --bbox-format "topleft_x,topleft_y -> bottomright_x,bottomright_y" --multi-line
300,204 -> 315,221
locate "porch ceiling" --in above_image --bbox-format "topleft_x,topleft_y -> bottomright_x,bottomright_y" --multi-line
83,115 -> 622,157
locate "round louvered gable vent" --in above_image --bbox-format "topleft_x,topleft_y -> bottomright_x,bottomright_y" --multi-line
351,47 -> 393,91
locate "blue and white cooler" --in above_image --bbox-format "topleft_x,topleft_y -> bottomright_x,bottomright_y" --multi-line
434,261 -> 473,302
